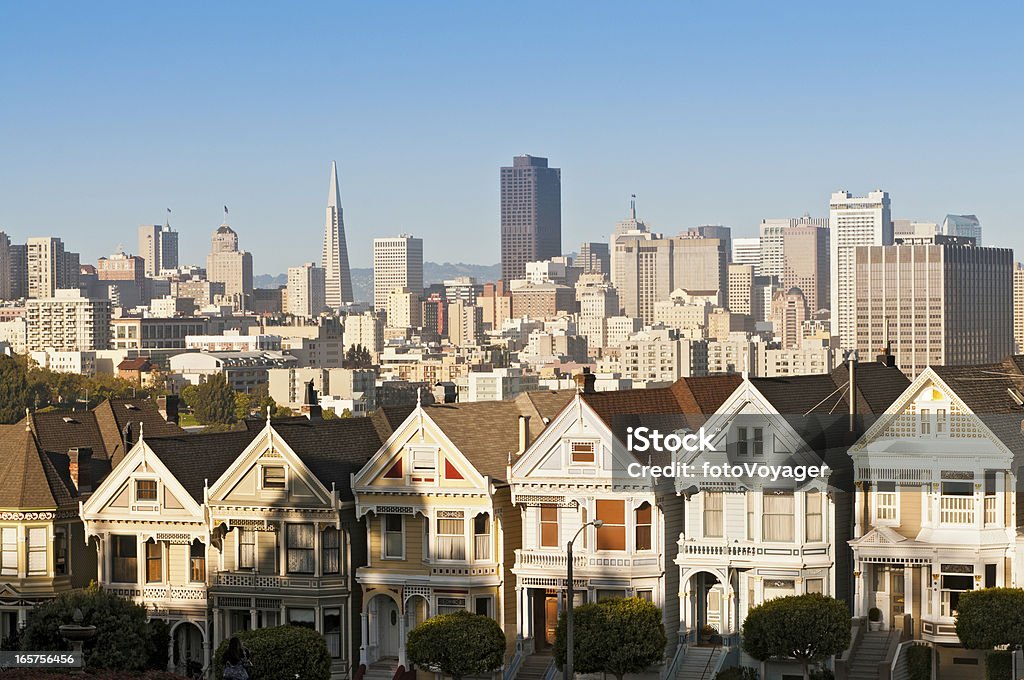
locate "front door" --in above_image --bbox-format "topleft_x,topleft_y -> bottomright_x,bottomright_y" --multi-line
544,595 -> 559,646
891,568 -> 906,632
379,599 -> 400,659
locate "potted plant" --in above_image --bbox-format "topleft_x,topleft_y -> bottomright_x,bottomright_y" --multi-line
700,623 -> 719,645
867,607 -> 883,632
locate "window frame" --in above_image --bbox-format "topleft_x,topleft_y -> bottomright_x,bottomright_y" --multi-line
54,527 -> 67,576
383,514 -> 405,560
134,478 -> 158,503
1,527 -> 17,576
595,499 -> 627,552
237,527 -> 256,570
145,539 -> 162,583
285,523 -> 315,575
539,504 -> 559,549
634,502 -> 653,551
322,526 -> 341,575
111,534 -> 138,584
568,440 -> 597,465
27,527 -> 48,576
260,465 -> 288,491
190,539 -> 206,583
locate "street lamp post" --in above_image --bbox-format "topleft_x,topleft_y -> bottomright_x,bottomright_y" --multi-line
566,519 -> 603,680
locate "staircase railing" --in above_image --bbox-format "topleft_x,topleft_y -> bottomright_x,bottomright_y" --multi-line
660,629 -> 691,680
503,649 -> 524,680
890,640 -> 931,680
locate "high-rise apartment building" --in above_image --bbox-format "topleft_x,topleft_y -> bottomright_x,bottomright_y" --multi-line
97,250 -> 146,285
138,223 -> 179,277
759,215 -> 828,278
343,312 -> 384,356
727,264 -> 754,316
854,235 -> 1012,377
732,237 -> 760,268
1015,263 -> 1024,354
323,161 -> 354,308
27,237 -> 79,299
373,235 -> 423,312
941,214 -> 982,245
206,223 -> 253,308
770,288 -> 809,350
386,288 -> 423,329
578,241 -> 610,275
782,225 -> 829,314
616,235 -> 729,324
8,244 -> 27,299
829,190 -> 892,349
26,289 -> 111,352
286,262 -> 326,319
0,232 -> 10,300
500,155 -> 561,282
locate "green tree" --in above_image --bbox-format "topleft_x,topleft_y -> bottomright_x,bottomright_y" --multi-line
213,625 -> 331,680
179,384 -> 200,409
234,391 -> 253,421
18,583 -> 165,671
343,343 -> 372,369
191,374 -> 237,425
955,588 -> 1024,650
553,597 -> 667,680
742,594 -> 850,680
0,355 -> 31,423
407,610 -> 506,680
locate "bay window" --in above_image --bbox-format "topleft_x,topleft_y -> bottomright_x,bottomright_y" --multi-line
703,493 -> 723,538
540,505 -> 559,548
383,515 -> 404,558
435,513 -> 466,561
145,539 -> 162,582
762,489 -> 794,542
322,527 -> 341,574
806,491 -> 823,541
27,527 -> 47,576
190,539 -> 206,582
1,528 -> 17,576
286,523 -> 315,574
238,528 -> 256,570
635,502 -> 652,550
473,514 -> 490,561
596,500 -> 626,551
112,535 -> 137,583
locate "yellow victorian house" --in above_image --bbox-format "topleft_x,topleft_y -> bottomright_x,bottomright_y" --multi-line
351,392 -> 570,674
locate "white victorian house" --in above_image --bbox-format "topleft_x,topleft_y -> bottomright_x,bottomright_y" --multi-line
673,361 -> 909,644
509,376 -> 741,671
848,358 -> 1024,671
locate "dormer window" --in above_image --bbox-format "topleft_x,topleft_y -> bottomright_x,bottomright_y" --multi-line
135,479 -> 158,502
410,447 -> 437,483
262,466 -> 287,490
736,427 -> 764,456
570,441 -> 596,464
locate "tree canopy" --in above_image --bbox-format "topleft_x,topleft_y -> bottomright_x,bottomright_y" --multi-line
343,344 -> 372,369
742,594 -> 850,680
406,610 -> 505,680
553,597 -> 667,680
955,588 -> 1024,650
213,625 -> 331,680
191,373 -> 237,425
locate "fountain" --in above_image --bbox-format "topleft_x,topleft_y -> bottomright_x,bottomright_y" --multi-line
58,608 -> 96,675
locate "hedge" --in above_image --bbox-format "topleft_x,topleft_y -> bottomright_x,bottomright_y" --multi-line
213,625 -> 331,680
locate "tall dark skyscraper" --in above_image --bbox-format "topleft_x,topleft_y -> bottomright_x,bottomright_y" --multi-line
500,155 -> 561,282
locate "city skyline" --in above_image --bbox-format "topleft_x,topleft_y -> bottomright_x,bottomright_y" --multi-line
2,3 -> 1023,272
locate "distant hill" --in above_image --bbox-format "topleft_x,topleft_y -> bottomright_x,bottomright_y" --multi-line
255,262 -> 501,304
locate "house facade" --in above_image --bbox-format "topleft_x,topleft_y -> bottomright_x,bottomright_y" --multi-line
509,376 -> 740,668
848,359 -> 1024,673
674,361 -> 908,643
351,392 -> 570,670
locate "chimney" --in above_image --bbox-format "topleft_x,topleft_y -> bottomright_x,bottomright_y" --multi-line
517,415 -> 532,455
301,380 -> 323,421
847,352 -> 858,433
574,368 -> 597,394
68,447 -> 93,494
157,395 -> 180,425
876,340 -> 897,368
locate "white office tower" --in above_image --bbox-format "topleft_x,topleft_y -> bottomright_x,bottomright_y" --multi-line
138,222 -> 179,277
322,161 -> 354,309
829,190 -> 892,349
941,214 -> 981,245
732,237 -> 760,268
758,215 -> 828,278
611,197 -> 653,291
373,235 -> 423,312
286,262 -> 326,319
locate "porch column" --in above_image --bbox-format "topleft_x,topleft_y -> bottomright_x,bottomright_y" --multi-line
904,566 -> 914,634
359,611 -> 369,665
167,633 -> 175,672
852,563 -> 865,617
212,608 -> 221,650
723,584 -> 734,636
250,606 -> 258,630
515,587 -> 525,642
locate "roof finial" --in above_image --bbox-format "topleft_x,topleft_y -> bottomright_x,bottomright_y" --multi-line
139,421 -> 144,441
416,386 -> 422,406
25,407 -> 31,431
266,405 -> 272,425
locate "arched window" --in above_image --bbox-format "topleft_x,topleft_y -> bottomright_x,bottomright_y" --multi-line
635,502 -> 652,550
190,539 -> 206,582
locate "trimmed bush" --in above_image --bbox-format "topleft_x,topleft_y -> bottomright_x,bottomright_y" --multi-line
0,671 -> 182,680
987,650 -> 1011,680
213,625 -> 331,680
553,597 -> 667,680
906,645 -> 931,680
18,584 -> 162,671
955,588 -> 1024,650
407,610 -> 506,680
714,667 -> 759,680
742,593 -> 849,680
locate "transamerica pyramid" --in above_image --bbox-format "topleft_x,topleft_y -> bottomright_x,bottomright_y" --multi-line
322,160 -> 353,307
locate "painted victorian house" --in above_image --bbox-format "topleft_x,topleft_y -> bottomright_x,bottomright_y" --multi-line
351,391 -> 571,673
848,357 -> 1024,674
508,375 -> 741,673
673,359 -> 908,651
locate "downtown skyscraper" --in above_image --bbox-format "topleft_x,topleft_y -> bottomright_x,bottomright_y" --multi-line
322,160 -> 353,308
500,155 -> 561,282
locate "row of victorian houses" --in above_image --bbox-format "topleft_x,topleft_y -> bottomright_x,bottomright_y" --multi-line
2,352 -> 1024,679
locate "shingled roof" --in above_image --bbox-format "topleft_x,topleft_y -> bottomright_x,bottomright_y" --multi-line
931,356 -> 1024,453
93,398 -> 185,465
0,424 -> 77,510
750,362 -> 909,418
144,430 -> 261,503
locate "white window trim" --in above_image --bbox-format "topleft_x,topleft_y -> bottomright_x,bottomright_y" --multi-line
872,484 -> 900,526
538,505 -> 560,551
382,514 -> 406,560
130,475 -> 161,512
235,526 -> 258,571
408,446 -> 439,484
26,526 -> 48,577
565,439 -> 599,467
258,464 -> 289,492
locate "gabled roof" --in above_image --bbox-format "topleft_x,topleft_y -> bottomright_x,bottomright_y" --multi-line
144,430 -> 261,503
0,425 -> 77,510
930,357 -> 1024,452
750,362 -> 909,417
413,391 -> 575,482
579,376 -> 742,457
93,398 -> 185,465
117,358 -> 152,371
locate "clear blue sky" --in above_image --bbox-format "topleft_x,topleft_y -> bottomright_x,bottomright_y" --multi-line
1,2 -> 1021,273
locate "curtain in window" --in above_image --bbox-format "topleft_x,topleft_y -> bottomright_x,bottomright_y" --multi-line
27,528 -> 47,575
238,528 -> 256,569
703,493 -> 723,538
435,518 -> 465,560
635,503 -> 652,550
762,491 -> 794,542
322,528 -> 341,574
287,524 -> 315,574
806,491 -> 823,541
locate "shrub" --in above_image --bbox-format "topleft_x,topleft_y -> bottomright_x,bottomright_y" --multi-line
955,588 -> 1024,650
213,625 -> 331,680
809,668 -> 835,680
742,594 -> 850,680
987,650 -> 1011,680
906,645 -> 931,680
867,607 -> 882,622
18,584 -> 162,671
553,597 -> 667,680
0,671 -> 183,679
407,610 -> 506,680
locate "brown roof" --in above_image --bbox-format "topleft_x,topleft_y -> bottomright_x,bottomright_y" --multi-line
750,362 -> 910,417
0,425 -> 77,510
117,358 -> 152,371
93,398 -> 185,465
932,357 -> 1024,453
